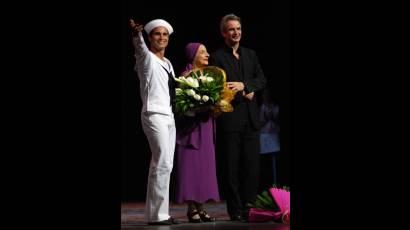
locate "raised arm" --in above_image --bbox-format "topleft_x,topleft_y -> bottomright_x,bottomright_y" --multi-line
129,19 -> 151,70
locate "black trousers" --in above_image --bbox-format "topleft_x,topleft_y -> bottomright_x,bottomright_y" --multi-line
216,121 -> 260,217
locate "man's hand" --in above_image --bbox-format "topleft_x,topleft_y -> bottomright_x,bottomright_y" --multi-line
243,91 -> 254,101
130,19 -> 143,36
226,82 -> 244,91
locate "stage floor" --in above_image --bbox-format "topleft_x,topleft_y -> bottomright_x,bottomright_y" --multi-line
122,201 -> 290,229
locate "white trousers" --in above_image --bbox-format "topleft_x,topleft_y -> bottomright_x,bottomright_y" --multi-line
141,112 -> 176,222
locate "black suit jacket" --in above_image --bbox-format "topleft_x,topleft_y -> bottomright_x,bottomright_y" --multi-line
209,45 -> 267,131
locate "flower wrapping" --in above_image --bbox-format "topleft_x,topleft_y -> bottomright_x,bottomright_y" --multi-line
269,187 -> 290,219
247,185 -> 290,223
248,208 -> 282,222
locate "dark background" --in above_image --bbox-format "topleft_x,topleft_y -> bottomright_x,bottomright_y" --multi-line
121,1 -> 290,201
5,1 -> 394,229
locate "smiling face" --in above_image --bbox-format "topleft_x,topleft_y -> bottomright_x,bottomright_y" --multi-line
193,44 -> 209,68
148,26 -> 169,52
222,20 -> 241,46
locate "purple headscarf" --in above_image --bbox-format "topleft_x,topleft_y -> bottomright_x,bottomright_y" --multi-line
181,42 -> 202,75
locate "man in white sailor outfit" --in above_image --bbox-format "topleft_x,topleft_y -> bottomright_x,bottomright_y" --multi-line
129,18 -> 181,225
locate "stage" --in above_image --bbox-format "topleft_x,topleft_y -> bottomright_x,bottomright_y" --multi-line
122,201 -> 290,229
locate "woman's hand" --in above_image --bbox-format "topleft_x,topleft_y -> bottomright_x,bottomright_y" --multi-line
226,82 -> 244,91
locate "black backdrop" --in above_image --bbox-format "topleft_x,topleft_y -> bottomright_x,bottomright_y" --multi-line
7,1 -> 378,228
121,0 -> 290,201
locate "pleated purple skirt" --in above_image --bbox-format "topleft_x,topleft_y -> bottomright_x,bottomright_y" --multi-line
174,117 -> 220,204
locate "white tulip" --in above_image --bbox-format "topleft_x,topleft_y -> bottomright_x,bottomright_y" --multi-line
202,95 -> 209,102
185,89 -> 195,96
193,94 -> 201,101
175,88 -> 182,95
192,79 -> 199,88
199,76 -> 207,82
186,77 -> 199,88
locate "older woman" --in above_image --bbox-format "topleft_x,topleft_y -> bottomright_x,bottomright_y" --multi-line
174,43 -> 219,223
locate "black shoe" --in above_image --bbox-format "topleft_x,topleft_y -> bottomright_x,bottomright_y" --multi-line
198,210 -> 216,222
187,209 -> 202,223
169,217 -> 182,224
240,210 -> 249,222
148,217 -> 182,225
229,214 -> 242,221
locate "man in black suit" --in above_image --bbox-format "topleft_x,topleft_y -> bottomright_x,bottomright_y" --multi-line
209,13 -> 267,221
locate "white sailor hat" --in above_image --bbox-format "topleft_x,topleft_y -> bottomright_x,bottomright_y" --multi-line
144,19 -> 174,35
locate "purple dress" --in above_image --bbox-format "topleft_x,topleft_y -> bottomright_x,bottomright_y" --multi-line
174,115 -> 220,203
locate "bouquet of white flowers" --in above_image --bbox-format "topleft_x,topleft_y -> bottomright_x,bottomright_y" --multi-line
173,66 -> 237,117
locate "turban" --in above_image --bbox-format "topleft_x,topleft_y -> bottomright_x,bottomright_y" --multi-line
181,42 -> 202,75
185,43 -> 202,63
